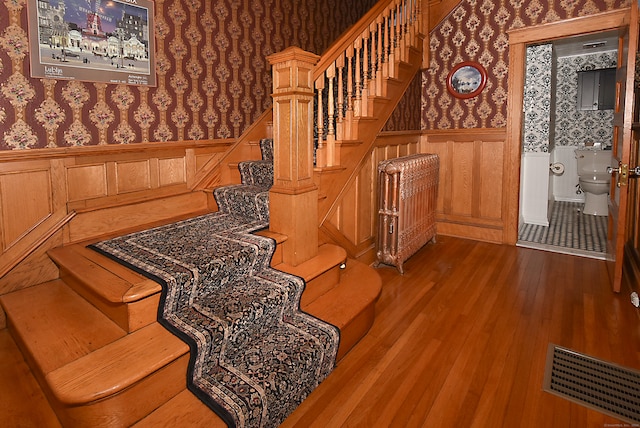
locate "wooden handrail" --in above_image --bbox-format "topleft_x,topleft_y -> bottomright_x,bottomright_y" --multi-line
0,211 -> 76,279
312,0 -> 426,167
313,0 -> 395,80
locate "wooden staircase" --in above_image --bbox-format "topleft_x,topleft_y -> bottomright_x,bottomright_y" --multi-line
0,0 -> 428,425
194,0 -> 428,258
0,225 -> 381,426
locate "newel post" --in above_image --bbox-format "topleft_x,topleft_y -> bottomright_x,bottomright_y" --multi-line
267,47 -> 319,266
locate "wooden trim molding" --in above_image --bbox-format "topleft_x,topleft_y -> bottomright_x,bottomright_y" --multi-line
504,7 -> 630,244
0,139 -> 234,285
507,9 -> 629,45
322,128 -> 509,262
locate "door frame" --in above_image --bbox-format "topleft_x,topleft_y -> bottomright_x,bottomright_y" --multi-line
504,9 -> 631,244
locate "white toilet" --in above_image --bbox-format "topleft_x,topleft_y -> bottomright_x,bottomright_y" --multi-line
575,148 -> 611,216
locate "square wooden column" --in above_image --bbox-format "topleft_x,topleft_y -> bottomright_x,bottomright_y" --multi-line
267,47 -> 320,266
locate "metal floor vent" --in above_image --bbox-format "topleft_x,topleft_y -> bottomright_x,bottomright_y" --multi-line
543,344 -> 640,423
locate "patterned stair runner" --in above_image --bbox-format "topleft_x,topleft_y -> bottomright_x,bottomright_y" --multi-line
89,139 -> 340,427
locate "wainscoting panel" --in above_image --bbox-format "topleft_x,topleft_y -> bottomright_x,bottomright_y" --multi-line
0,168 -> 54,250
158,157 -> 187,187
66,164 -> 108,202
321,129 -> 509,259
0,140 -> 233,289
423,129 -> 507,243
115,160 -> 153,194
322,132 -> 421,260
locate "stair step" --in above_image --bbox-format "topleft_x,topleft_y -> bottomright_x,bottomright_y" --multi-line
0,329 -> 62,428
275,244 -> 347,308
135,256 -> 381,426
47,323 -> 188,405
49,244 -> 161,333
0,279 -> 190,427
133,390 -> 226,428
1,280 -> 127,376
255,229 -> 287,266
305,258 -> 381,360
48,325 -> 189,427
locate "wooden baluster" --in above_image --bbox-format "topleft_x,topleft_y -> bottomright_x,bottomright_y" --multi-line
376,16 -> 384,97
368,24 -> 377,99
336,54 -> 345,142
326,63 -> 336,167
353,39 -> 362,118
361,29 -> 370,117
345,45 -> 354,140
397,0 -> 404,63
402,0 -> 409,59
315,74 -> 326,167
407,0 -> 414,53
387,7 -> 395,79
409,0 -> 417,45
394,0 -> 402,63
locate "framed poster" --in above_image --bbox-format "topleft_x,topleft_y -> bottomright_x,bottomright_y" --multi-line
446,61 -> 487,99
27,0 -> 156,86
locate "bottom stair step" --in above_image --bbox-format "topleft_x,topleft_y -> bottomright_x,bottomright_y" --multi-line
133,390 -> 227,428
1,243 -> 380,426
305,259 -> 382,360
0,280 -> 190,427
135,258 -> 382,425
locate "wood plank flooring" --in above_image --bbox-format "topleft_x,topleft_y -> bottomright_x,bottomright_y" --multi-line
281,236 -> 640,427
2,235 -> 639,427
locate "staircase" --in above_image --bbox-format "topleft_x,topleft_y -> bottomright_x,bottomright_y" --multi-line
1,211 -> 381,426
0,139 -> 381,426
196,0 -> 428,233
0,0 -> 427,424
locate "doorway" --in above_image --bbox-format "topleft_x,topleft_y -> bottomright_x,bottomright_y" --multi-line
516,32 -> 618,260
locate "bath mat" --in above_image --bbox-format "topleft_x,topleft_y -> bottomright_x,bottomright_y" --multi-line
543,344 -> 640,423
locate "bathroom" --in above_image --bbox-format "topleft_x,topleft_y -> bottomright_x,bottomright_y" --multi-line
517,32 -> 617,259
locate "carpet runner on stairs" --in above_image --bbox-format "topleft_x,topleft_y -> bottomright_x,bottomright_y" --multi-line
89,139 -> 340,428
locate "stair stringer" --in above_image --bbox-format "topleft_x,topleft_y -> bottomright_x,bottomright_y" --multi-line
191,109 -> 273,191
316,46 -> 425,254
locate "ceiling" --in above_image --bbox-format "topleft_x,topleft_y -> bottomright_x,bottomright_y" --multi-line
552,31 -> 619,58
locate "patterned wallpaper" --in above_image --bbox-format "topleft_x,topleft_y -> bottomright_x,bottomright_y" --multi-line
554,50 -> 617,148
421,0 -> 630,130
0,0 -> 376,150
383,73 -> 422,131
522,44 -> 553,153
0,0 -> 631,148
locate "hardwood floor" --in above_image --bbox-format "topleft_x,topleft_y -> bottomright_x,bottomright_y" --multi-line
2,236 -> 639,427
281,236 -> 640,427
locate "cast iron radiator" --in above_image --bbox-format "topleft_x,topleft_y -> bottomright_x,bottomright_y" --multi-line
375,153 -> 439,273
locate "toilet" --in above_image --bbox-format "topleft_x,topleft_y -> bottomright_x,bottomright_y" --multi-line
575,148 -> 611,216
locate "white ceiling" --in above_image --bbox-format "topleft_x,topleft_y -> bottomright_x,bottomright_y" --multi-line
552,31 -> 619,58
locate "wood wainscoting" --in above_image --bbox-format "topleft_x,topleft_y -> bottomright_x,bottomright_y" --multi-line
0,140 -> 234,317
423,128 -> 508,244
320,131 -> 423,263
320,128 -> 509,262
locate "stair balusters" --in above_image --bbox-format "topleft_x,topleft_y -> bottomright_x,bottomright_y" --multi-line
312,0 -> 424,168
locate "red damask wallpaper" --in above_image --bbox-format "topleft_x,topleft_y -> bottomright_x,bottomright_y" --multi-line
0,0 -> 632,147
0,0 -> 376,149
418,0 -> 630,130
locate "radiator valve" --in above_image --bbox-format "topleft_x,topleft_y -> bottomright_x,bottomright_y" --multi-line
631,292 -> 640,308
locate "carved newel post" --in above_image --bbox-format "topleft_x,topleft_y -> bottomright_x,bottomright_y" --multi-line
267,47 -> 319,266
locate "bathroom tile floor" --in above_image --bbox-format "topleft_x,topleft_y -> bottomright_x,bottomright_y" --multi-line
517,201 -> 608,260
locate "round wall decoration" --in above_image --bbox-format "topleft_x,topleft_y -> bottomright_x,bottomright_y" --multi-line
446,61 -> 487,99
